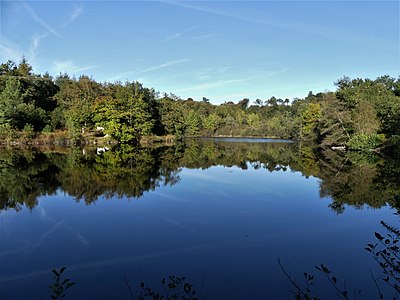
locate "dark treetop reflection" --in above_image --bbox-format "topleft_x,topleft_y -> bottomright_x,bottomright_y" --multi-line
0,139 -> 399,213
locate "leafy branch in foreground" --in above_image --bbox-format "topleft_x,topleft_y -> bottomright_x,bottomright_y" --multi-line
281,207 -> 400,300
314,264 -> 360,299
48,267 -> 76,299
279,260 -> 361,299
136,275 -> 198,300
278,258 -> 320,300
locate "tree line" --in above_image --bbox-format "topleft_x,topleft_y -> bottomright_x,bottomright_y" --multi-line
1,58 -> 399,150
1,139 -> 399,213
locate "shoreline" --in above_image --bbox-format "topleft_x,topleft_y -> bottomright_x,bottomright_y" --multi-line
0,132 -> 178,147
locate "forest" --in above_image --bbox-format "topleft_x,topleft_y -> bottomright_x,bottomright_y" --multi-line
0,58 -> 399,151
1,139 -> 399,213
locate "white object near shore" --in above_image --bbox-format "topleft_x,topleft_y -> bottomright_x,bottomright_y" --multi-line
331,146 -> 346,151
96,147 -> 110,155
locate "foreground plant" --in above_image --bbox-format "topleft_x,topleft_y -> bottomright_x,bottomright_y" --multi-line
366,215 -> 400,297
48,267 -> 76,299
281,203 -> 400,299
136,275 -> 198,300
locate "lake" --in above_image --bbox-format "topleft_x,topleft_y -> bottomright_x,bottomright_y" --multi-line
0,138 -> 399,299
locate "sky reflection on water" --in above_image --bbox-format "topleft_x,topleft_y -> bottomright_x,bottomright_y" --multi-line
0,141 -> 398,299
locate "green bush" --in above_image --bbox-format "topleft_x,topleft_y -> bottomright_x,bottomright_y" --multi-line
23,123 -> 34,133
346,133 -> 385,150
0,123 -> 16,139
42,124 -> 53,133
21,123 -> 36,140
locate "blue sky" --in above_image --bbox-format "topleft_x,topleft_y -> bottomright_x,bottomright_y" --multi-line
1,1 -> 399,104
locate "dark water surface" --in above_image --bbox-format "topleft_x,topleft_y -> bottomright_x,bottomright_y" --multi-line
0,139 -> 399,299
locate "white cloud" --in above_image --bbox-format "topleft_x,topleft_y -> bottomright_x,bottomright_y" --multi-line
29,33 -> 48,60
0,36 -> 24,61
191,66 -> 231,81
20,2 -> 62,38
163,1 -> 393,47
162,26 -> 198,42
32,36 -> 40,50
190,33 -> 218,40
69,5 -> 83,22
108,59 -> 190,81
107,71 -> 135,82
53,60 -> 95,74
174,77 -> 252,93
137,58 -> 190,74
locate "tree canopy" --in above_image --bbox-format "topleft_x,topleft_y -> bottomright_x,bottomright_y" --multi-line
0,58 -> 399,150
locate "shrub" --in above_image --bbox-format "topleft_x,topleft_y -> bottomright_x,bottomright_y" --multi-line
42,124 -> 53,133
346,133 -> 385,150
23,123 -> 34,133
0,123 -> 18,140
22,123 -> 36,140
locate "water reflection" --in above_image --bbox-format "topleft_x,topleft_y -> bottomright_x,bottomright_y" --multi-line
0,138 -> 399,213
1,138 -> 400,299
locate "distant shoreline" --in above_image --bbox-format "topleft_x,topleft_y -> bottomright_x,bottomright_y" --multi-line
192,136 -> 296,143
0,133 -> 297,146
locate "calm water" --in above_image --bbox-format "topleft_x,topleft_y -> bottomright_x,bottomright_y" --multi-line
0,139 -> 399,299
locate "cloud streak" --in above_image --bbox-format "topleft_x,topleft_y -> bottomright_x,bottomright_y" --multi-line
163,1 -> 394,47
137,58 -> 190,74
162,26 -> 198,42
29,33 -> 47,60
109,59 -> 190,81
107,71 -> 135,82
163,1 -> 285,28
53,60 -> 95,74
20,1 -> 62,38
174,77 -> 252,93
190,33 -> 218,40
173,67 -> 288,96
69,5 -> 83,22
0,37 -> 24,61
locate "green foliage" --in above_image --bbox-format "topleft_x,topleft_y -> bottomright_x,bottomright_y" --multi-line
0,58 -> 399,152
16,56 -> 33,77
184,110 -> 201,136
202,113 -> 221,136
54,75 -> 100,134
65,117 -> 81,141
0,77 -> 26,128
317,94 -> 353,147
336,76 -> 400,136
300,102 -> 321,140
352,101 -> 380,134
159,96 -> 186,138
346,133 -> 385,151
0,62 -> 58,132
42,124 -> 53,133
0,123 -> 18,140
0,138 -> 399,215
0,60 -> 18,76
22,123 -> 36,139
23,123 -> 34,133
93,88 -> 155,143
